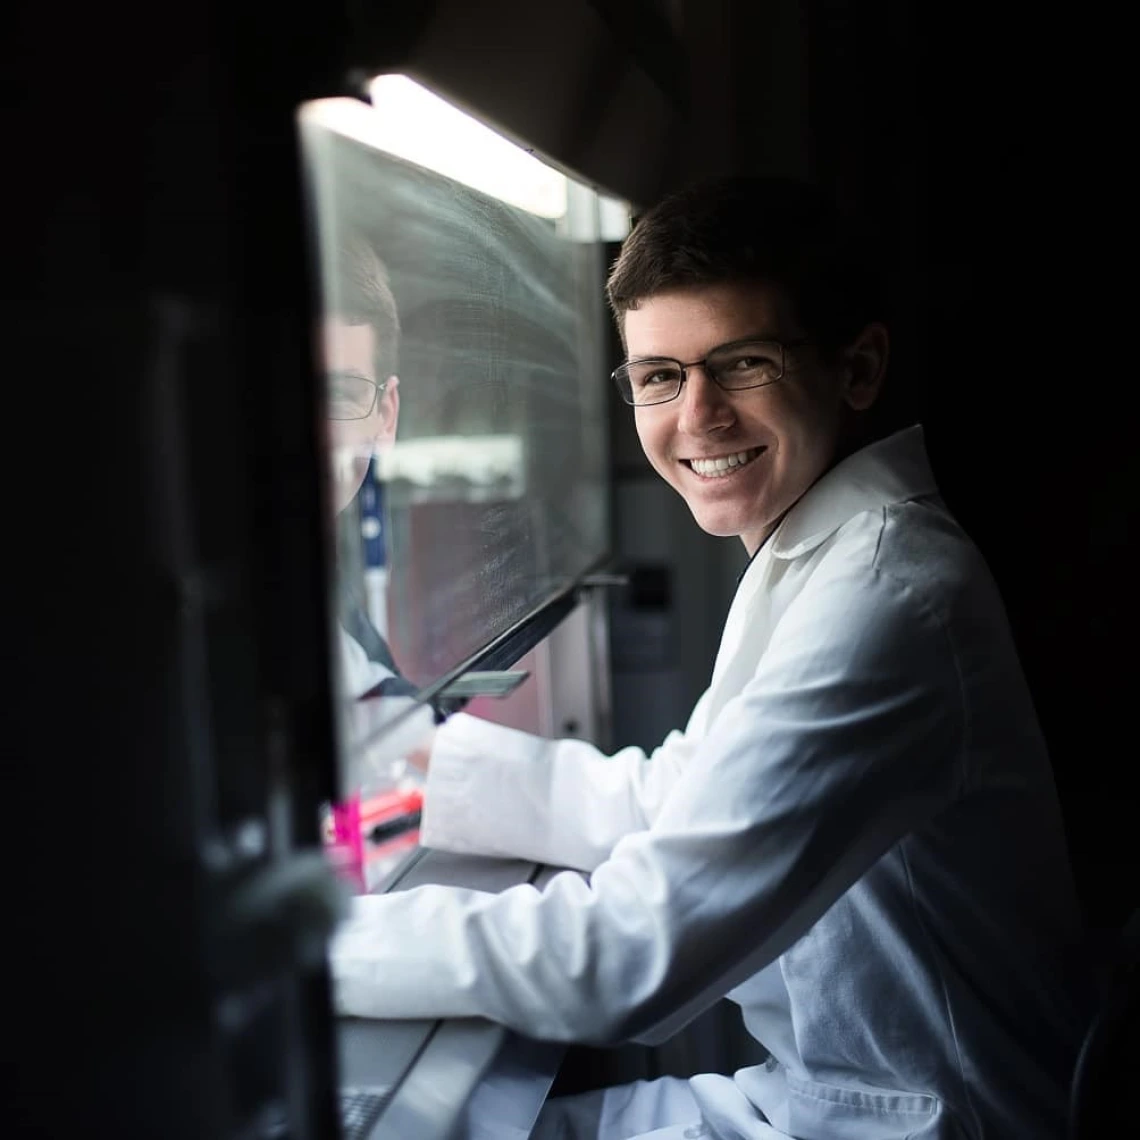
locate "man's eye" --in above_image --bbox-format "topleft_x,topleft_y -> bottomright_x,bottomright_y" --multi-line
729,354 -> 772,371
328,374 -> 375,401
643,370 -> 676,385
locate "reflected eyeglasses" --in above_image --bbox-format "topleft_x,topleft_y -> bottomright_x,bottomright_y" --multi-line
326,371 -> 389,421
611,336 -> 809,406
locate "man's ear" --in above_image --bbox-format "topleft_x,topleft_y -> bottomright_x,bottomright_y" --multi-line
842,323 -> 889,411
374,375 -> 400,445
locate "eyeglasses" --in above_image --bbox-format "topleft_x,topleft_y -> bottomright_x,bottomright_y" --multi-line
611,336 -> 809,406
326,371 -> 389,421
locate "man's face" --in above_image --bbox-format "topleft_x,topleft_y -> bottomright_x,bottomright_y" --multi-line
625,282 -> 867,554
323,317 -> 399,514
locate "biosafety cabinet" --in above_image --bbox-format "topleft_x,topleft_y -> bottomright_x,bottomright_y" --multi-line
9,2 -> 701,1136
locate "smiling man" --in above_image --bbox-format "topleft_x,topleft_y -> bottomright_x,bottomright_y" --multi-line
617,279 -> 886,554
330,176 -> 1091,1140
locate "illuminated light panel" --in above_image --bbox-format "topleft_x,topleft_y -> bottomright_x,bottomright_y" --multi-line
300,75 -> 569,220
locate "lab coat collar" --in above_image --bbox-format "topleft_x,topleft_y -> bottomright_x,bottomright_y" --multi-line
770,424 -> 937,560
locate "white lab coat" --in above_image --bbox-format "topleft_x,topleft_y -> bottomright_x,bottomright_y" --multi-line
331,426 -> 1090,1139
339,626 -> 394,699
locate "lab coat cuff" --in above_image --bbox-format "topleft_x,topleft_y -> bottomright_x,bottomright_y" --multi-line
420,713 -> 545,853
434,712 -> 548,761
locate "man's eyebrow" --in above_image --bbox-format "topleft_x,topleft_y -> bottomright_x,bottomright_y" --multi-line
717,331 -> 786,345
626,332 -> 787,360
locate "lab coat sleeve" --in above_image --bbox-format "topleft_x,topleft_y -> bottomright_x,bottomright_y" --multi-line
418,691 -> 713,871
331,564 -> 964,1044
339,626 -> 399,698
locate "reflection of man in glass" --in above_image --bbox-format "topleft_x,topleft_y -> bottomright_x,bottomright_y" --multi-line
322,236 -> 410,699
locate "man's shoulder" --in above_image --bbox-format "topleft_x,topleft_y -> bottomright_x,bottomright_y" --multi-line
817,494 -> 980,587
800,496 -> 1009,659
772,496 -> 988,643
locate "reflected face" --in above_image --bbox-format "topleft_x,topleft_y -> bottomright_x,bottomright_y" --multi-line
323,318 -> 399,513
626,283 -> 861,554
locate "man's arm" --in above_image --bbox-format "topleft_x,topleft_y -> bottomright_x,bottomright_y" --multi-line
410,690 -> 713,872
330,565 -> 964,1041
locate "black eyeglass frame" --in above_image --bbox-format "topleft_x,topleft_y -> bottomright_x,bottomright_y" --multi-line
611,335 -> 811,406
325,372 -> 391,422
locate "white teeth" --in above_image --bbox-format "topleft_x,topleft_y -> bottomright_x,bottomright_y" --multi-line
689,447 -> 763,477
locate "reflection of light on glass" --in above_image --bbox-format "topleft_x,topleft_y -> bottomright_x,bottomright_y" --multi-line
376,435 -> 525,501
298,77 -> 569,220
369,75 -> 567,219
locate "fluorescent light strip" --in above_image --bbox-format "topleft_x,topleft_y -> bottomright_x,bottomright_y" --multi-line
299,75 -> 570,220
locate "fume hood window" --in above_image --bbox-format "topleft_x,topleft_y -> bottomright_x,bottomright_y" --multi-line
297,80 -> 620,858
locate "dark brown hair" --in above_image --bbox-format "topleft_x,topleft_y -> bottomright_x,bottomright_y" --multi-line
606,175 -> 884,356
330,233 -> 401,380
303,119 -> 402,379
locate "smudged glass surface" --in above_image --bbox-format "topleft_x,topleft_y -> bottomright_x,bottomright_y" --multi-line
298,99 -> 610,724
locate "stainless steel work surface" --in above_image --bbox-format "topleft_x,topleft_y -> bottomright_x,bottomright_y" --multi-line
338,1016 -> 437,1093
392,848 -> 540,892
368,1019 -> 510,1140
335,846 -> 560,1139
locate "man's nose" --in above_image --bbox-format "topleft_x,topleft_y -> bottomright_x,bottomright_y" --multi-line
676,365 -> 735,434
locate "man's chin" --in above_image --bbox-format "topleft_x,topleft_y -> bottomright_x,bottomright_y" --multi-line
687,503 -> 745,540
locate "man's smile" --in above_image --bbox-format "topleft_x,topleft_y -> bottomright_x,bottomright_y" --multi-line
682,445 -> 767,479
